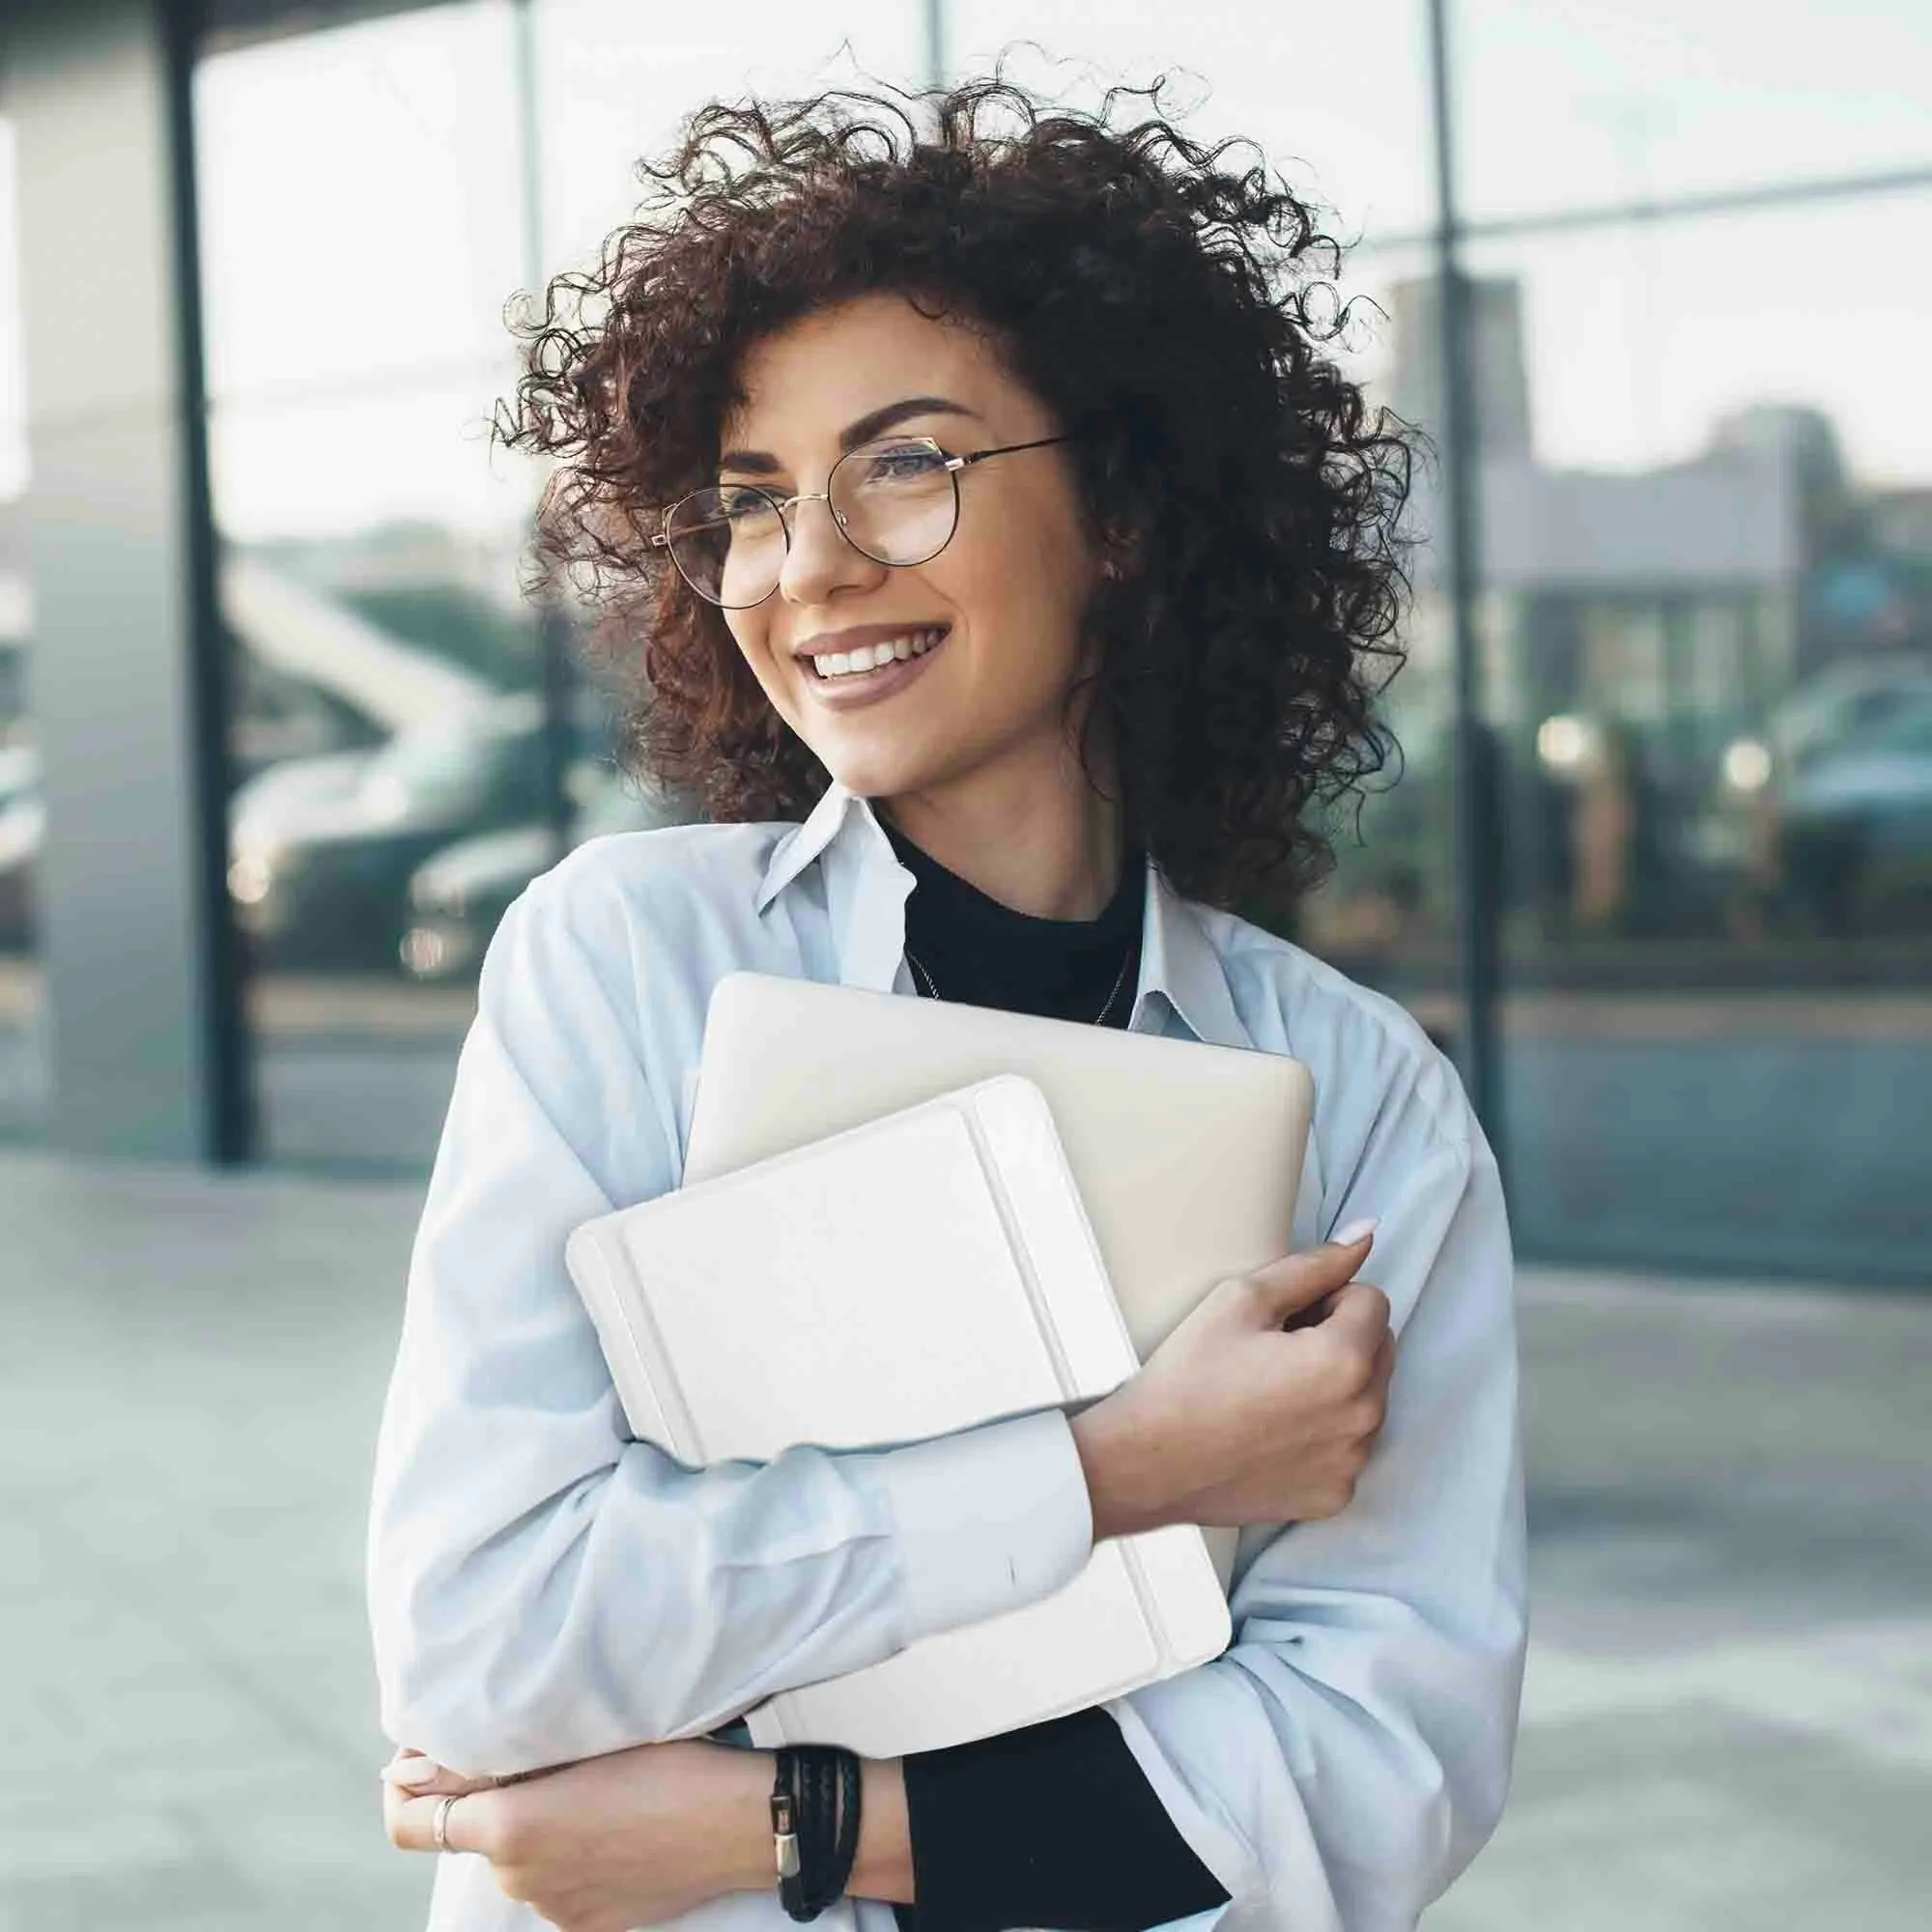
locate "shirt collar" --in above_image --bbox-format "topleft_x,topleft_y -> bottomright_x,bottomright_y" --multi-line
1141,859 -> 1252,1050
755,778 -> 1254,1051
754,776 -> 870,912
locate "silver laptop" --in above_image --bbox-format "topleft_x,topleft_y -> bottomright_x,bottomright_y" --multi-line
685,971 -> 1314,1584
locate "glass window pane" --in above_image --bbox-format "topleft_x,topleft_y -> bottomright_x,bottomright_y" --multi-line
1461,193 -> 1932,1280
198,6 -> 555,1170
946,0 -> 1435,239
536,0 -> 923,271
195,4 -> 526,398
0,114 -> 47,1138
1455,0 -> 1932,223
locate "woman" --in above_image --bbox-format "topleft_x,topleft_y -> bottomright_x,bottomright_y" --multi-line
370,79 -> 1525,1932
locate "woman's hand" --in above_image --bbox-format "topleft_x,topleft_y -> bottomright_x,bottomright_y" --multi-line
1070,1222 -> 1395,1540
384,1740 -> 771,1932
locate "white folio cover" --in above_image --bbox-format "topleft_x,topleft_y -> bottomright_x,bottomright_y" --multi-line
684,972 -> 1319,1594
564,1075 -> 1232,1759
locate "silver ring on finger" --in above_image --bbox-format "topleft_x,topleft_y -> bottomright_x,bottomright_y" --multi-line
432,1793 -> 461,1854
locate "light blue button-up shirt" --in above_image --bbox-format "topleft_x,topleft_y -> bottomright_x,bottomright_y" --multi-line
367,777 -> 1527,1932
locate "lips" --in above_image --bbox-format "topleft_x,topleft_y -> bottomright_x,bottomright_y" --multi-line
796,626 -> 950,709
805,626 -> 948,681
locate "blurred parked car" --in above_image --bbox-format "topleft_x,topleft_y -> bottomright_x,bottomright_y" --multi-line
1719,655 -> 1932,934
227,693 -> 597,969
1777,687 -> 1932,933
1764,654 -> 1932,772
399,768 -> 692,981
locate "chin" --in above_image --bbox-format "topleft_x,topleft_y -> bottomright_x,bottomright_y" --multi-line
810,749 -> 933,802
786,717 -> 927,798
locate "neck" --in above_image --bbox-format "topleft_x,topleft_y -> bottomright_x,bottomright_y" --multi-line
876,744 -> 1124,922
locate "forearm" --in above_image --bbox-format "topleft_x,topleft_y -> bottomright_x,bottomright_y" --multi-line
1068,1401 -> 1167,1543
375,1408 -> 1094,1773
851,1756 -> 916,1903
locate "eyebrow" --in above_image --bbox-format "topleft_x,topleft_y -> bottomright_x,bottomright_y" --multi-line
717,395 -> 980,476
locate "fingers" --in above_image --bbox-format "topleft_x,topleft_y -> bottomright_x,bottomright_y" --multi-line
1278,1288 -> 1336,1333
383,1752 -> 493,1798
1240,1221 -> 1378,1322
382,1752 -> 448,1793
1373,1325 -> 1396,1392
387,1787 -> 464,1855
1321,1278 -> 1392,1352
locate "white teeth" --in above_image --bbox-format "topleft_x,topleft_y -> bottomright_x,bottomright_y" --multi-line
810,630 -> 946,679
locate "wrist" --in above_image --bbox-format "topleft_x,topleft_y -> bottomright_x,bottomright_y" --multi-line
846,1756 -> 913,1904
736,1748 -> 910,1909
720,1748 -> 789,1894
1069,1400 -> 1164,1542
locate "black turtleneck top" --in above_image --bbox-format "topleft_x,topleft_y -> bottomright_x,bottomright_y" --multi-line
882,814 -> 1147,1029
880,814 -> 1231,1932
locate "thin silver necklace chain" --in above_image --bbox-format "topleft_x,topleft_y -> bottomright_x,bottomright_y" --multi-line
903,938 -> 1136,1028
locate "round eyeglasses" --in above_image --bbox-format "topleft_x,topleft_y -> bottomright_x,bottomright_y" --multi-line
650,433 -> 1070,610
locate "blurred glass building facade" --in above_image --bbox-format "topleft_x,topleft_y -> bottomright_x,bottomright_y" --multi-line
1,0 -> 1927,1282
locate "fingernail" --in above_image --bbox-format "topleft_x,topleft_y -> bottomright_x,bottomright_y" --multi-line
382,1757 -> 447,1789
1333,1217 -> 1378,1246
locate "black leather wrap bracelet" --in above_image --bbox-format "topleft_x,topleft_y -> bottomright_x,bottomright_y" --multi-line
772,1744 -> 862,1920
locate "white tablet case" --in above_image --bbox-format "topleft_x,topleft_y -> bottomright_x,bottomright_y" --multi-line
566,1075 -> 1232,1759
683,971 -> 1317,1593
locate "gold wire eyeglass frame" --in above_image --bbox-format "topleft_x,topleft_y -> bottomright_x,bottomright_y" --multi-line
648,433 -> 1071,609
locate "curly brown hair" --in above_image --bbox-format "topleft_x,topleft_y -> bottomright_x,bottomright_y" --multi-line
494,76 -> 1412,910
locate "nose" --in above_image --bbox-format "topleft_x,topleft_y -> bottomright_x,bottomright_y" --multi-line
778,493 -> 887,608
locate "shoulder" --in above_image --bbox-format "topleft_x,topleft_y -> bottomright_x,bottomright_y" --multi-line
1193,901 -> 1477,1169
479,818 -> 798,1033
511,818 -> 793,952
469,820 -> 802,1155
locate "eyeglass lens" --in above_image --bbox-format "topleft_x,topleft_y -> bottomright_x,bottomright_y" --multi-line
664,439 -> 960,608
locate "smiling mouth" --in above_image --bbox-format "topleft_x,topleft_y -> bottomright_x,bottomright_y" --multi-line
804,626 -> 951,681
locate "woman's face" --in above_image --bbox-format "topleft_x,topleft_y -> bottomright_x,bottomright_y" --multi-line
717,292 -> 1105,810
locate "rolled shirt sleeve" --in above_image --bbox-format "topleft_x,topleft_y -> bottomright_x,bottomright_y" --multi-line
365,864 -> 1094,1777
1096,1066 -> 1529,1931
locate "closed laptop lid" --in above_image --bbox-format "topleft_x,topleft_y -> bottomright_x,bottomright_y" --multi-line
685,971 -> 1314,1364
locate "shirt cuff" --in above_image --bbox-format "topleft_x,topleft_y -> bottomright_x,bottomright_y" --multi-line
865,1406 -> 1094,1648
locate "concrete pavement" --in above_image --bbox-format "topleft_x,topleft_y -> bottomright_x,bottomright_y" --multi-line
0,1151 -> 1924,1929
